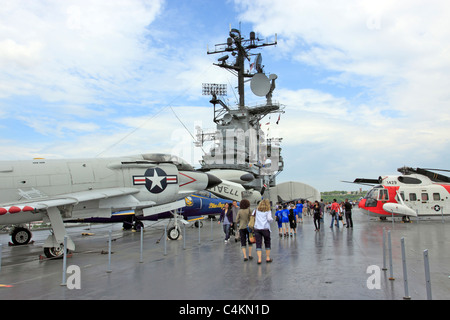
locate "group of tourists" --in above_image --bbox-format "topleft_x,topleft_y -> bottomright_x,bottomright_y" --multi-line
218,199 -> 273,264
218,198 -> 354,263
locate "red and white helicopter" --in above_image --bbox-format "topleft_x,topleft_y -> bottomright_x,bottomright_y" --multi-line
351,167 -> 450,221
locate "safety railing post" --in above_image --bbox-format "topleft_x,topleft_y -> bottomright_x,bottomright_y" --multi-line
382,228 -> 387,270
401,237 -> 411,299
388,230 -> 395,280
424,249 -> 432,300
139,227 -> 144,263
106,230 -> 112,273
61,236 -> 68,286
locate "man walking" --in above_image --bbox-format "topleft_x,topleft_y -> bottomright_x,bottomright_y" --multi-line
330,199 -> 340,228
344,199 -> 353,228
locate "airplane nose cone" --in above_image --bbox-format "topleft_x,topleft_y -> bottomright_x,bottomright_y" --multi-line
206,173 -> 222,189
240,173 -> 254,182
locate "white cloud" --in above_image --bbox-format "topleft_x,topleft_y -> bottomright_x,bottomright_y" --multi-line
234,0 -> 450,190
0,0 -> 164,104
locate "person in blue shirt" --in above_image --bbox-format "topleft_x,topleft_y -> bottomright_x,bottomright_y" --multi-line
296,200 -> 303,223
281,205 -> 290,237
275,204 -> 283,238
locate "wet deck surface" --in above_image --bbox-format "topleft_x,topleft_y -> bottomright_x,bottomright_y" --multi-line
0,209 -> 449,300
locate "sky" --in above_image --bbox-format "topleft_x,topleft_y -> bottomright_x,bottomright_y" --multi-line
1,0 -> 450,192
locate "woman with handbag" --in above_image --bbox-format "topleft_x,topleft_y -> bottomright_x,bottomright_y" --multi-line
218,202 -> 233,243
252,199 -> 274,264
235,199 -> 254,261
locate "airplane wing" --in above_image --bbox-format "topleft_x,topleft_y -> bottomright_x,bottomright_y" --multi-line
0,187 -> 155,215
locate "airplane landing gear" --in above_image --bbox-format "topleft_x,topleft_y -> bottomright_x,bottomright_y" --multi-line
168,226 -> 181,240
43,245 -> 67,259
10,227 -> 32,245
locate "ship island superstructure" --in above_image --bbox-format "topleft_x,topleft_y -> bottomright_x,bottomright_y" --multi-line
196,28 -> 285,201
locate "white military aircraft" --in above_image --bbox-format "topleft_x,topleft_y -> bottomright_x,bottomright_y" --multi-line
0,153 -> 221,258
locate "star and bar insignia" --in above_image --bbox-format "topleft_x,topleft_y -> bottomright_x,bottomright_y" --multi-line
133,168 -> 178,194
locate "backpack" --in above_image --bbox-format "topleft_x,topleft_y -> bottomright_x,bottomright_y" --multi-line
288,209 -> 295,222
248,209 -> 256,229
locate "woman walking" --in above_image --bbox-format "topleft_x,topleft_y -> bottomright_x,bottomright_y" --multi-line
252,199 -> 274,264
218,202 -> 233,243
313,201 -> 321,231
235,199 -> 253,261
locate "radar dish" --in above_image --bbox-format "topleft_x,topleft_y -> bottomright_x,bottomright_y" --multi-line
222,113 -> 232,124
250,73 -> 271,97
269,73 -> 278,80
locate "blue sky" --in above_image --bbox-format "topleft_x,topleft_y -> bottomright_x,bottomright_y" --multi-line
1,0 -> 450,192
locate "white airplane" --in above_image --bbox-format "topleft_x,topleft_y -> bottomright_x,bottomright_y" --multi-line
0,153 -> 221,258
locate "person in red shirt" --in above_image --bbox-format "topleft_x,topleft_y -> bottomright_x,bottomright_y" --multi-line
330,199 -> 341,228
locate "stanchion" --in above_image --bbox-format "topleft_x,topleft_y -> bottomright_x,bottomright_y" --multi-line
164,225 -> 167,256
210,217 -> 213,241
0,243 -> 2,273
401,237 -> 411,299
61,236 -> 68,286
183,224 -> 186,250
388,230 -> 395,280
198,220 -> 201,245
424,249 -> 432,300
106,230 -> 112,273
140,227 -> 144,263
382,228 -> 387,270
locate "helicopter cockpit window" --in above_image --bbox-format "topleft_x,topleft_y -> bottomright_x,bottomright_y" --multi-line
365,188 -> 379,207
409,193 -> 417,201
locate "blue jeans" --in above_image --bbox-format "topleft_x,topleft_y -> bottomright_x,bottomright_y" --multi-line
330,214 -> 340,228
223,223 -> 231,240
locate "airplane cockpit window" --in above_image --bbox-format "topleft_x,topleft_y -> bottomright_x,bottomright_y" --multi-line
141,153 -> 195,171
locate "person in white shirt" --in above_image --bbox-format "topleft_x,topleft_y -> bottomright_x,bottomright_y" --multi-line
252,199 -> 274,264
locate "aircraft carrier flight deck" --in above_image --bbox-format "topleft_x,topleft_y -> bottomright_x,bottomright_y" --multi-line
0,209 -> 448,300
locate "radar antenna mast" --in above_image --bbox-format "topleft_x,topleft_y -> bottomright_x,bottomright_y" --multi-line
198,27 -> 284,197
